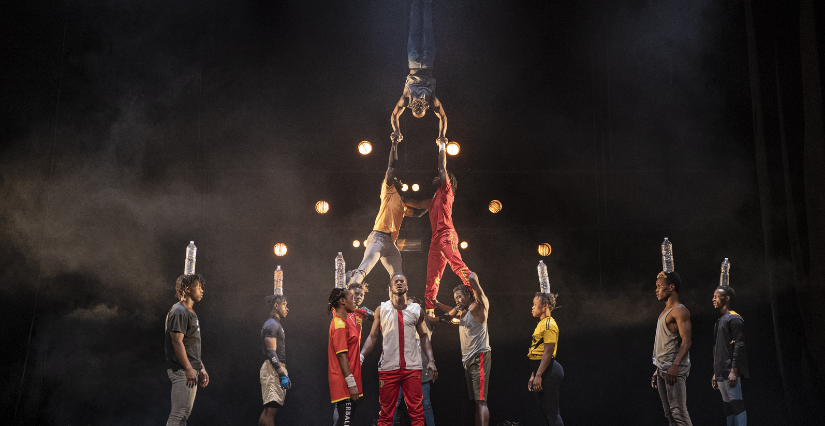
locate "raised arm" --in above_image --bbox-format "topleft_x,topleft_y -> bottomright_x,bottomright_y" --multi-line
433,97 -> 447,140
391,92 -> 408,142
405,197 -> 432,211
467,272 -> 488,324
360,305 -> 383,358
437,139 -> 448,187
416,313 -> 438,381
386,141 -> 400,184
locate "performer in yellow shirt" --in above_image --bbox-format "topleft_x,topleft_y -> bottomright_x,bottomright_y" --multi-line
528,292 -> 563,426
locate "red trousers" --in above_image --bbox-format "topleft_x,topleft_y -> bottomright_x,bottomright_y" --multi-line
378,369 -> 424,426
425,230 -> 472,311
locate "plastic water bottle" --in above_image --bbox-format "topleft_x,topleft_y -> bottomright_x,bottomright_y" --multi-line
661,238 -> 674,273
335,252 -> 346,289
537,260 -> 550,293
184,241 -> 197,275
274,265 -> 284,296
719,258 -> 730,288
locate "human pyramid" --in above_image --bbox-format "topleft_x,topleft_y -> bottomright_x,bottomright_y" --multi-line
162,2 -> 749,426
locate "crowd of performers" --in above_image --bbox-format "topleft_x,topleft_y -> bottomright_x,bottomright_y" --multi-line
161,1 -> 749,425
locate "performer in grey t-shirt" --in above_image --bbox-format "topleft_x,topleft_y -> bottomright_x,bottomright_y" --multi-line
651,271 -> 693,426
431,272 -> 491,426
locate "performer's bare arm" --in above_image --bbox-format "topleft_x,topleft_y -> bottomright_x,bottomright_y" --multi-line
666,306 -> 692,385
433,97 -> 447,141
390,90 -> 409,142
529,342 -> 556,392
467,272 -> 488,324
360,305 -> 383,357
437,139 -> 448,187
405,198 -> 432,210
386,141 -> 400,184
416,313 -> 439,381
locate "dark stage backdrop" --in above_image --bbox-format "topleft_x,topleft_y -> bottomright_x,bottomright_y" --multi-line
1,0 -> 823,425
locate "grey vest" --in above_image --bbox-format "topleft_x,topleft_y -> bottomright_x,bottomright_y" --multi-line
459,309 -> 491,367
653,304 -> 691,374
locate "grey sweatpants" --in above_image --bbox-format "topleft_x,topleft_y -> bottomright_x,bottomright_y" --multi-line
167,369 -> 198,425
350,231 -> 402,285
657,370 -> 692,426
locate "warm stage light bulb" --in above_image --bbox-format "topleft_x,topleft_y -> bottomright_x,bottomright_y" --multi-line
401,184 -> 409,191
315,201 -> 329,214
488,200 -> 502,213
358,141 -> 372,155
538,243 -> 552,257
451,317 -> 460,324
412,184 -> 420,192
460,241 -> 468,249
353,240 -> 360,248
274,243 -> 288,257
446,142 -> 460,156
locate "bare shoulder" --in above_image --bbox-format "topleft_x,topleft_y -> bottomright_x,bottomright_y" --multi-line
672,305 -> 691,321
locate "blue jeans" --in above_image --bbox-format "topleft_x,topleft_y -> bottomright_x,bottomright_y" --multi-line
392,381 -> 435,426
407,0 -> 435,69
717,378 -> 746,426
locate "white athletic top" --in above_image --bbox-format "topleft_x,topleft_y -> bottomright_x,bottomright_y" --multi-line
378,300 -> 423,371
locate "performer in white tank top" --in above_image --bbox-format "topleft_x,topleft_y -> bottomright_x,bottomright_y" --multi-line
361,273 -> 438,426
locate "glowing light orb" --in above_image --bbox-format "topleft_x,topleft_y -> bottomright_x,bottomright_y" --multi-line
273,243 -> 288,257
401,184 -> 409,191
315,201 -> 329,214
352,240 -> 360,248
358,141 -> 372,155
412,184 -> 420,192
446,142 -> 460,156
460,241 -> 468,249
488,200 -> 502,213
538,243 -> 552,257
451,317 -> 460,324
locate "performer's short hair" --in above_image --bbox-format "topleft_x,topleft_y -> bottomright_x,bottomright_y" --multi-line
348,281 -> 369,293
175,274 -> 204,300
453,284 -> 474,302
663,271 -> 682,293
328,288 -> 347,314
717,285 -> 736,303
534,292 -> 559,312
388,273 -> 406,287
265,294 -> 287,307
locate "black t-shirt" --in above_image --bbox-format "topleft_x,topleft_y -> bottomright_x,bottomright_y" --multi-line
261,316 -> 286,364
165,302 -> 202,371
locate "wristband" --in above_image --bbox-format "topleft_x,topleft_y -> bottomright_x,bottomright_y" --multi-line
345,374 -> 357,388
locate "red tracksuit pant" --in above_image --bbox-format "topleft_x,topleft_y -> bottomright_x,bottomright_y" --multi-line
425,230 -> 472,311
378,369 -> 424,426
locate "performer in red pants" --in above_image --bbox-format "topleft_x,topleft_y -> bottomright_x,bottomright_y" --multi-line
406,138 -> 473,317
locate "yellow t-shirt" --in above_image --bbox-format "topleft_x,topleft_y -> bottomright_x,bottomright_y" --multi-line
373,182 -> 407,242
527,316 -> 559,360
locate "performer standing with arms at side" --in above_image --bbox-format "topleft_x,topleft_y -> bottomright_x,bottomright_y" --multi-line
406,139 -> 474,319
165,274 -> 210,425
328,288 -> 363,426
390,0 -> 447,145
527,292 -> 563,426
361,273 -> 438,426
258,295 -> 292,426
651,271 -> 694,426
711,286 -> 748,426
430,272 -> 490,426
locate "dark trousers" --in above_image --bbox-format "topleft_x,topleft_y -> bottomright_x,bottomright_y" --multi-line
335,399 -> 358,426
531,359 -> 564,426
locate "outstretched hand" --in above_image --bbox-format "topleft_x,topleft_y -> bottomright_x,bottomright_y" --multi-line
436,137 -> 448,145
391,131 -> 403,143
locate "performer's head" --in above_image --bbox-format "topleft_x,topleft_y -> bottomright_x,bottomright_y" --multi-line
453,284 -> 474,311
712,285 -> 736,310
389,273 -> 408,296
328,288 -> 356,315
348,281 -> 369,308
265,294 -> 289,318
532,292 -> 559,318
432,172 -> 457,195
410,97 -> 429,118
176,274 -> 204,302
655,271 -> 681,301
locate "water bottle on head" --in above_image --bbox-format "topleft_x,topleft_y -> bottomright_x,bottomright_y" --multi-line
661,238 -> 674,273
274,265 -> 284,295
335,252 -> 346,289
537,260 -> 551,293
184,241 -> 197,275
719,258 -> 730,288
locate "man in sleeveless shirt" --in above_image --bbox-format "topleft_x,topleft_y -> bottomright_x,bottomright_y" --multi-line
361,273 -> 438,426
390,0 -> 447,146
405,139 -> 473,319
651,271 -> 694,426
430,272 -> 491,426
348,141 -> 420,288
